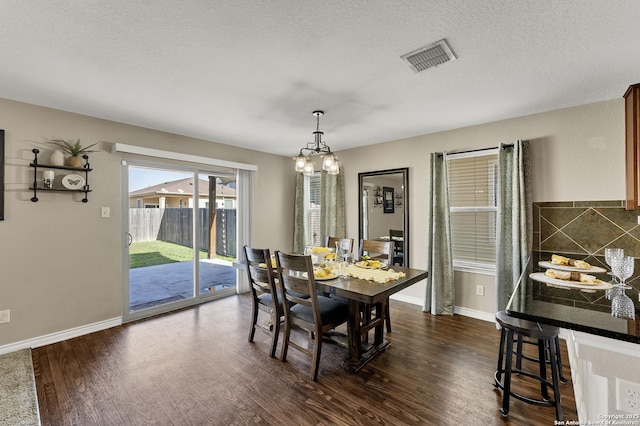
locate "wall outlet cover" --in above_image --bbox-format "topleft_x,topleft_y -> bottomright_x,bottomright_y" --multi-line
616,377 -> 640,414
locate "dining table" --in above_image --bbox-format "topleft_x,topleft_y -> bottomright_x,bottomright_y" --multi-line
315,264 -> 428,372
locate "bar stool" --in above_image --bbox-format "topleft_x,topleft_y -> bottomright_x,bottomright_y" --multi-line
493,310 -> 563,421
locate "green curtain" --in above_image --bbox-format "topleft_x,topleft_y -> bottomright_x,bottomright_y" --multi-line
495,140 -> 532,312
293,168 -> 346,253
320,168 -> 346,244
293,172 -> 307,254
424,152 -> 455,315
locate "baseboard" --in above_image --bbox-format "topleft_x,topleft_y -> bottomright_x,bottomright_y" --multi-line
389,293 -> 423,306
390,294 -> 495,323
453,306 -> 495,323
0,317 -> 122,356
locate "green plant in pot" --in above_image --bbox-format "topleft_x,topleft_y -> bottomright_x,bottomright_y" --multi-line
48,138 -> 98,168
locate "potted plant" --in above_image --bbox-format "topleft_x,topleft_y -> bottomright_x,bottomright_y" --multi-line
48,138 -> 98,168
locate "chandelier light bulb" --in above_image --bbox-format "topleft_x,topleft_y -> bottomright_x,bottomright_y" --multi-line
322,154 -> 335,171
328,161 -> 339,175
303,157 -> 315,176
294,155 -> 306,172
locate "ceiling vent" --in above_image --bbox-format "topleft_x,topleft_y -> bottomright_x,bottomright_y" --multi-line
401,39 -> 456,73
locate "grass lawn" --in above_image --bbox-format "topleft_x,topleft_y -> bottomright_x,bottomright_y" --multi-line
129,240 -> 234,268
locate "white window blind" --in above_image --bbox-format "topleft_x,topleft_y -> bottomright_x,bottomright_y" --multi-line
447,150 -> 498,272
305,173 -> 322,247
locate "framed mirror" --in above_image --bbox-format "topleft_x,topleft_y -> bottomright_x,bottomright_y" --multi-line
358,168 -> 408,266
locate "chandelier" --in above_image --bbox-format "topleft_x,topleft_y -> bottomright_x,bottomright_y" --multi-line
293,110 -> 339,176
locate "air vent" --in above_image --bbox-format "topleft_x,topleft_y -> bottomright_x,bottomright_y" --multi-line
401,39 -> 456,73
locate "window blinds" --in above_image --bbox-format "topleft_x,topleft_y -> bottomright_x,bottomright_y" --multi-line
306,173 -> 322,246
447,151 -> 498,268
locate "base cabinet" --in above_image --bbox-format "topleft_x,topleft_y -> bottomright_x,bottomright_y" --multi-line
564,329 -> 640,422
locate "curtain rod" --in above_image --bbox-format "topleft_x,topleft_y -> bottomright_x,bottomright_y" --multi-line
435,143 -> 514,157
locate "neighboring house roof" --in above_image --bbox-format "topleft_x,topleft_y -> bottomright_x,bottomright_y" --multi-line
129,178 -> 236,198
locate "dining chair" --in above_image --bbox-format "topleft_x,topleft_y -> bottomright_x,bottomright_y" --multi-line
274,250 -> 349,381
243,245 -> 282,357
359,239 -> 393,265
389,229 -> 404,266
326,237 -> 354,255
359,239 -> 394,333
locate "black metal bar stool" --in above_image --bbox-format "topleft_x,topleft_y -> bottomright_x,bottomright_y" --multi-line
493,310 -> 563,421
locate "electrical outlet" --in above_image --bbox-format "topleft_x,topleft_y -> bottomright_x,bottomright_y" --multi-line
617,378 -> 640,413
101,207 -> 110,218
476,285 -> 484,296
0,310 -> 10,324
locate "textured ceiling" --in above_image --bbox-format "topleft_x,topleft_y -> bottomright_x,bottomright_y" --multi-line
1,1 -> 639,156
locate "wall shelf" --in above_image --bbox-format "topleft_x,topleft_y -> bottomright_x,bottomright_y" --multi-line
29,149 -> 92,202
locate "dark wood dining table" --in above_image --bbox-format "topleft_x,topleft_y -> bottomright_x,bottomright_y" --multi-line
315,266 -> 428,372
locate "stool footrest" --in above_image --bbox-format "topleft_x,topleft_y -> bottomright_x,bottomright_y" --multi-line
494,370 -> 557,407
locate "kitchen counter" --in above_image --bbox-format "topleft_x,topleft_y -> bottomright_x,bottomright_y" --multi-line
506,255 -> 639,344
505,254 -> 640,421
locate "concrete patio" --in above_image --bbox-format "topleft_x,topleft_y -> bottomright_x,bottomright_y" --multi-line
129,258 -> 237,311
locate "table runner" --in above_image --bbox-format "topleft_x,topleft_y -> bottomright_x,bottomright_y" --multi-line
346,265 -> 406,283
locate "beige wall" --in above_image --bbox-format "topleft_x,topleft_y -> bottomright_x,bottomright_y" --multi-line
0,96 -> 626,348
339,99 -> 625,312
0,97 -> 295,347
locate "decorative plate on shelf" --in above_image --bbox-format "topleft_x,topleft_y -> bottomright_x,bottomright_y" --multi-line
61,174 -> 85,190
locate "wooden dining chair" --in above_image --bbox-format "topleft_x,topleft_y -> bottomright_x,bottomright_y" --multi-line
359,239 -> 393,265
243,245 -> 282,358
359,239 -> 394,333
274,251 -> 349,381
326,237 -> 354,255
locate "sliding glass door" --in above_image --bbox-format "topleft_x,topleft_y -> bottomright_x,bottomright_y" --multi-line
197,172 -> 237,297
123,162 -> 237,321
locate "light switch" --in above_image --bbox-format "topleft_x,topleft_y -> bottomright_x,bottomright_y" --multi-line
101,207 -> 110,218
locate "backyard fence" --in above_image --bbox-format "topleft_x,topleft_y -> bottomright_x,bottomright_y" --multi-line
129,208 -> 237,258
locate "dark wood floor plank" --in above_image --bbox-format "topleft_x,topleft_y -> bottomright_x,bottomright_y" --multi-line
33,294 -> 577,425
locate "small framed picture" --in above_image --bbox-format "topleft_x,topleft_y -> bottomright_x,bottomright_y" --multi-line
383,186 -> 394,213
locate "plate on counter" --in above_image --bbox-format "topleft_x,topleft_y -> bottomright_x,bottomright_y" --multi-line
538,261 -> 606,273
530,272 -> 612,292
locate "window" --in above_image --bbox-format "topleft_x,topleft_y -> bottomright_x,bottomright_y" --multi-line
305,172 -> 322,246
447,150 -> 498,273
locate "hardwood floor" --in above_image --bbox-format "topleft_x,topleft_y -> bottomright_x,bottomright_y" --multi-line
33,294 -> 577,425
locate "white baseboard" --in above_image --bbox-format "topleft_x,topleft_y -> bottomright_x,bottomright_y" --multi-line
0,317 -> 122,356
390,294 -> 495,323
453,306 -> 495,323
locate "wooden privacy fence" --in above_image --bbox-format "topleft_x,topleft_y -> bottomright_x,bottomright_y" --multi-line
129,208 -> 237,257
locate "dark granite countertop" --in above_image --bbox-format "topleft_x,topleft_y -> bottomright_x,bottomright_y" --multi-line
506,254 -> 640,344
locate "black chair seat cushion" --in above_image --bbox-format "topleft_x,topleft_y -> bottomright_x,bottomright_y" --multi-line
257,292 -> 275,307
290,296 -> 349,325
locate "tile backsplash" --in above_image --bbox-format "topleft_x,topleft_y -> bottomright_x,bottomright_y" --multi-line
533,200 -> 640,313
